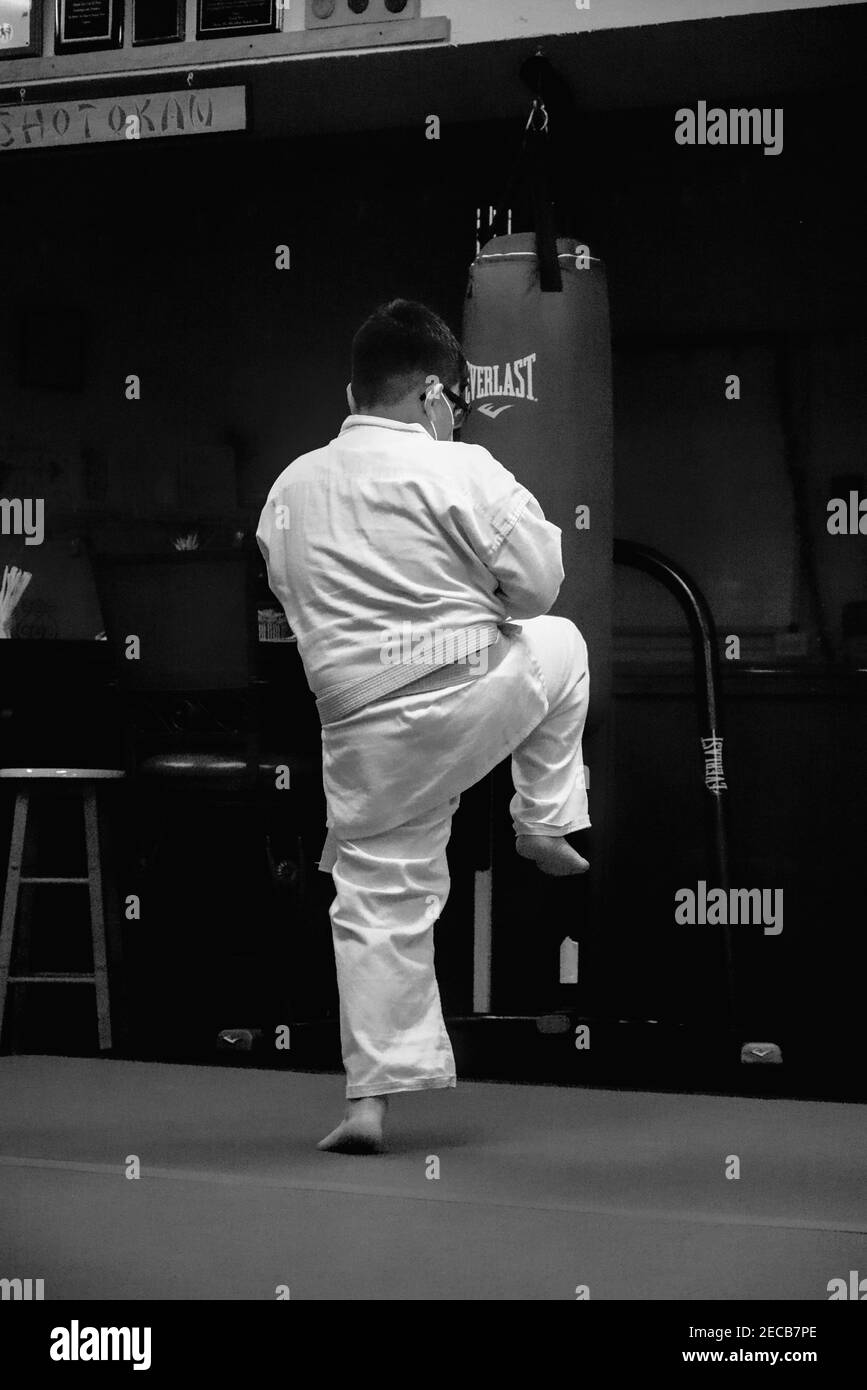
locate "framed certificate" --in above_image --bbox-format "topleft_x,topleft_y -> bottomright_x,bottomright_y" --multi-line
0,1 -> 42,57
55,0 -> 122,53
133,0 -> 183,46
197,0 -> 277,40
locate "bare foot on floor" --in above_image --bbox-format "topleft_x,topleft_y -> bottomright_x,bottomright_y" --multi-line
318,1096 -> 389,1153
516,835 -> 590,876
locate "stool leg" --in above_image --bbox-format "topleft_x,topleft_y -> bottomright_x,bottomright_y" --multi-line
7,879 -> 35,1050
8,795 -> 38,1049
83,790 -> 112,1051
98,794 -> 127,1049
0,793 -> 29,1049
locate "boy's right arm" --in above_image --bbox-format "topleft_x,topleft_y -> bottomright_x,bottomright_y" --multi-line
459,446 -> 564,619
487,492 -> 565,619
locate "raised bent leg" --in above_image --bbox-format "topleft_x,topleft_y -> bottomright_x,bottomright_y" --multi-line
510,616 -> 591,840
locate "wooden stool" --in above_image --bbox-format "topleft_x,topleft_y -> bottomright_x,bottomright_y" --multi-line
0,768 -> 125,1051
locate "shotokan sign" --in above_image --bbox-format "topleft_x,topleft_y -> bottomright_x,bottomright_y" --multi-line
0,86 -> 247,152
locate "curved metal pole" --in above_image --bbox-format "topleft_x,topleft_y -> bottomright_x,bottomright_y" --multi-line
614,539 -> 736,1026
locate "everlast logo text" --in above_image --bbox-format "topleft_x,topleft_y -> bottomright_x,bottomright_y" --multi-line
467,354 -> 537,417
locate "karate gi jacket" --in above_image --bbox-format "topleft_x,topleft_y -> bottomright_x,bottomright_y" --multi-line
256,415 -> 564,840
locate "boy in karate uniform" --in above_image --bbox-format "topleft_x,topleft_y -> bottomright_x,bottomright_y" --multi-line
257,301 -> 590,1152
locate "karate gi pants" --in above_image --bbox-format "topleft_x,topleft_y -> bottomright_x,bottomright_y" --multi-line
324,616 -> 590,1098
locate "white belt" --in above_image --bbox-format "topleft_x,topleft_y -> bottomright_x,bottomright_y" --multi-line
315,622 -> 510,726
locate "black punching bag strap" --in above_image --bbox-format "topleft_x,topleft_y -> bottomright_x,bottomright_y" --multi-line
489,96 -> 562,294
528,107 -> 562,294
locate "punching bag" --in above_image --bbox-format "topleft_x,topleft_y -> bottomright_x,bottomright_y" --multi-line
461,231 -> 614,1008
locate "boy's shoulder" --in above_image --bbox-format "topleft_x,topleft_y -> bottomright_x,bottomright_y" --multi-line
266,444 -> 332,496
429,438 -> 511,480
266,436 -> 514,499
439,441 -> 519,499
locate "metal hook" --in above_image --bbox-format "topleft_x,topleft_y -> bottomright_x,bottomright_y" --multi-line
525,99 -> 549,135
19,86 -> 26,104
186,71 -> 194,88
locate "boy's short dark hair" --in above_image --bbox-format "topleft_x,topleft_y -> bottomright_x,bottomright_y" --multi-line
350,299 -> 466,412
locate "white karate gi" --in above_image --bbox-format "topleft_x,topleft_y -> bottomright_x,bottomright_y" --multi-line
257,416 -> 590,1097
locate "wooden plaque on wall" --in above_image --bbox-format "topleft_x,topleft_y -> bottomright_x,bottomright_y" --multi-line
0,0 -> 42,55
197,0 -> 277,39
133,0 -> 184,46
0,86 -> 248,153
55,0 -> 123,53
